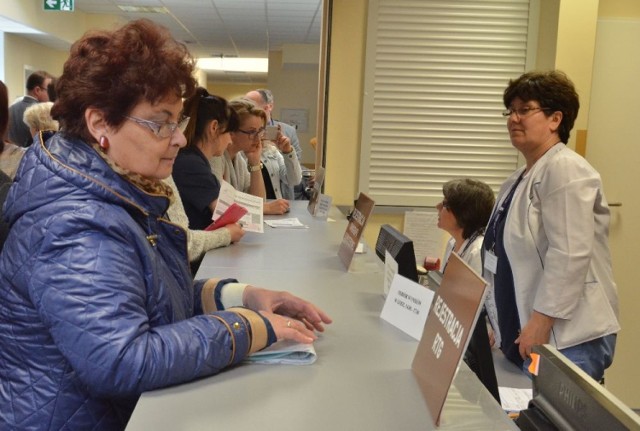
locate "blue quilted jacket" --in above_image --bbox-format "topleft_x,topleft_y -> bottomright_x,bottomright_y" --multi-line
0,134 -> 257,429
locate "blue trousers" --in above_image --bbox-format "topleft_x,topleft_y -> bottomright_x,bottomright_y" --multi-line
523,334 -> 617,382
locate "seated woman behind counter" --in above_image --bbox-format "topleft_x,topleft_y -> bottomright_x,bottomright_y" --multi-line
0,19 -> 331,429
436,178 -> 495,274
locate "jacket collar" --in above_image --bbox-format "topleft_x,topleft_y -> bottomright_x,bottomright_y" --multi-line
4,132 -> 171,225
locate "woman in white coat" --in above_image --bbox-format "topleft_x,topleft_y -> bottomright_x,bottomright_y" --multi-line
259,124 -> 302,202
482,70 -> 619,381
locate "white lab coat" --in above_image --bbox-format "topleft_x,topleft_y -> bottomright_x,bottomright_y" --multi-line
484,143 -> 620,350
442,235 -> 484,276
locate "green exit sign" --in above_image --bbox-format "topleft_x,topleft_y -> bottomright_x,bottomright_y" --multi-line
44,0 -> 74,11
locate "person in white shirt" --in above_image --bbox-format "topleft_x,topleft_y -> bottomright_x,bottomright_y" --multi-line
245,88 -> 304,199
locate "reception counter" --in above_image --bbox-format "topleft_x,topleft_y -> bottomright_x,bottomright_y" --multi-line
127,202 -> 521,430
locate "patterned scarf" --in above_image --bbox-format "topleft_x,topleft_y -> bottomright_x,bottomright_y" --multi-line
92,144 -> 175,205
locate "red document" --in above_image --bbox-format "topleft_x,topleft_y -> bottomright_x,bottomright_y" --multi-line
204,203 -> 248,231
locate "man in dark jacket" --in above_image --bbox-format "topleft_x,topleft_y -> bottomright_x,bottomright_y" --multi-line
7,70 -> 52,147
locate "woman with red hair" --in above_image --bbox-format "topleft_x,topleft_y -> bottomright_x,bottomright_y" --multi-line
0,20 -> 330,429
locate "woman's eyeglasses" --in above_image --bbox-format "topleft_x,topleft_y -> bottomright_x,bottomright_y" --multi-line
436,200 -> 450,210
236,127 -> 265,140
124,115 -> 190,139
501,106 -> 547,119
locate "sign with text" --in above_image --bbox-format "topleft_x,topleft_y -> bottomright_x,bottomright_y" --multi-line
314,194 -> 332,219
44,0 -> 74,11
380,274 -> 434,340
337,192 -> 375,270
307,167 -> 326,216
280,108 -> 308,133
403,210 -> 445,265
411,253 -> 488,426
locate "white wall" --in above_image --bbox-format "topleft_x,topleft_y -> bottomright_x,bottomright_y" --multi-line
267,49 -> 319,166
209,47 -> 320,166
587,17 -> 640,408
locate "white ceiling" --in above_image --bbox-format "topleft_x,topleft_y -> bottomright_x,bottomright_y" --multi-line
4,0 -> 323,84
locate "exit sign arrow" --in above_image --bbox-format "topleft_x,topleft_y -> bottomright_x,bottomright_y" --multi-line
44,0 -> 74,11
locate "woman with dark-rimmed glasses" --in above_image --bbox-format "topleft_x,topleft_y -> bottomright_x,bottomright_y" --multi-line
482,70 -> 619,381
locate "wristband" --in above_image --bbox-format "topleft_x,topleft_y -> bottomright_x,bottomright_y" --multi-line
248,162 -> 263,172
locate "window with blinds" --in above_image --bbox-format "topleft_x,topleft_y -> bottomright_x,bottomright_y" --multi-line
359,0 -> 537,206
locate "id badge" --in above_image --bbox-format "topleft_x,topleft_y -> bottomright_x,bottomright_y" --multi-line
484,250 -> 498,274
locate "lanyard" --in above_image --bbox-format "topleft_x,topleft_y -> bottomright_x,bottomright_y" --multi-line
459,229 -> 481,258
487,172 -> 525,252
443,229 -> 482,273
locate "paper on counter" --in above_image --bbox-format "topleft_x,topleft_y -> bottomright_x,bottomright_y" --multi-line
499,387 -> 533,412
264,218 -> 308,229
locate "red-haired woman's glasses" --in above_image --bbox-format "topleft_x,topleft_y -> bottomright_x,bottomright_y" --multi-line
125,115 -> 190,139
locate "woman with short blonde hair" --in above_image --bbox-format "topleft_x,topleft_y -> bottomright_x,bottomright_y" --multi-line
23,101 -> 58,136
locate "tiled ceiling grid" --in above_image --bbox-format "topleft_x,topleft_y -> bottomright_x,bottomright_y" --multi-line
3,0 -> 323,83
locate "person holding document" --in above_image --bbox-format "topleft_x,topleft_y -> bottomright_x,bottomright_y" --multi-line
164,175 -> 241,263
482,70 -> 619,381
0,20 -> 331,429
172,87 -> 245,233
169,87 -> 247,273
211,98 -> 293,215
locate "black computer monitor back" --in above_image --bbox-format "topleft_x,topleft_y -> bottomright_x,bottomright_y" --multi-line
375,224 -> 418,282
517,344 -> 640,431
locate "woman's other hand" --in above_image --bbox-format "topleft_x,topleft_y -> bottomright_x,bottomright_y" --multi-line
245,138 -> 263,166
223,223 -> 245,243
263,199 -> 289,215
260,312 -> 317,344
515,310 -> 554,359
244,286 -> 333,333
487,325 -> 496,348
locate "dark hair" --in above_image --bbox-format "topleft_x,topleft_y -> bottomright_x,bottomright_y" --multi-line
503,70 -> 580,143
182,88 -> 239,148
443,178 -> 495,239
47,78 -> 58,102
0,80 -> 8,153
51,19 -> 197,144
26,71 -> 52,92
